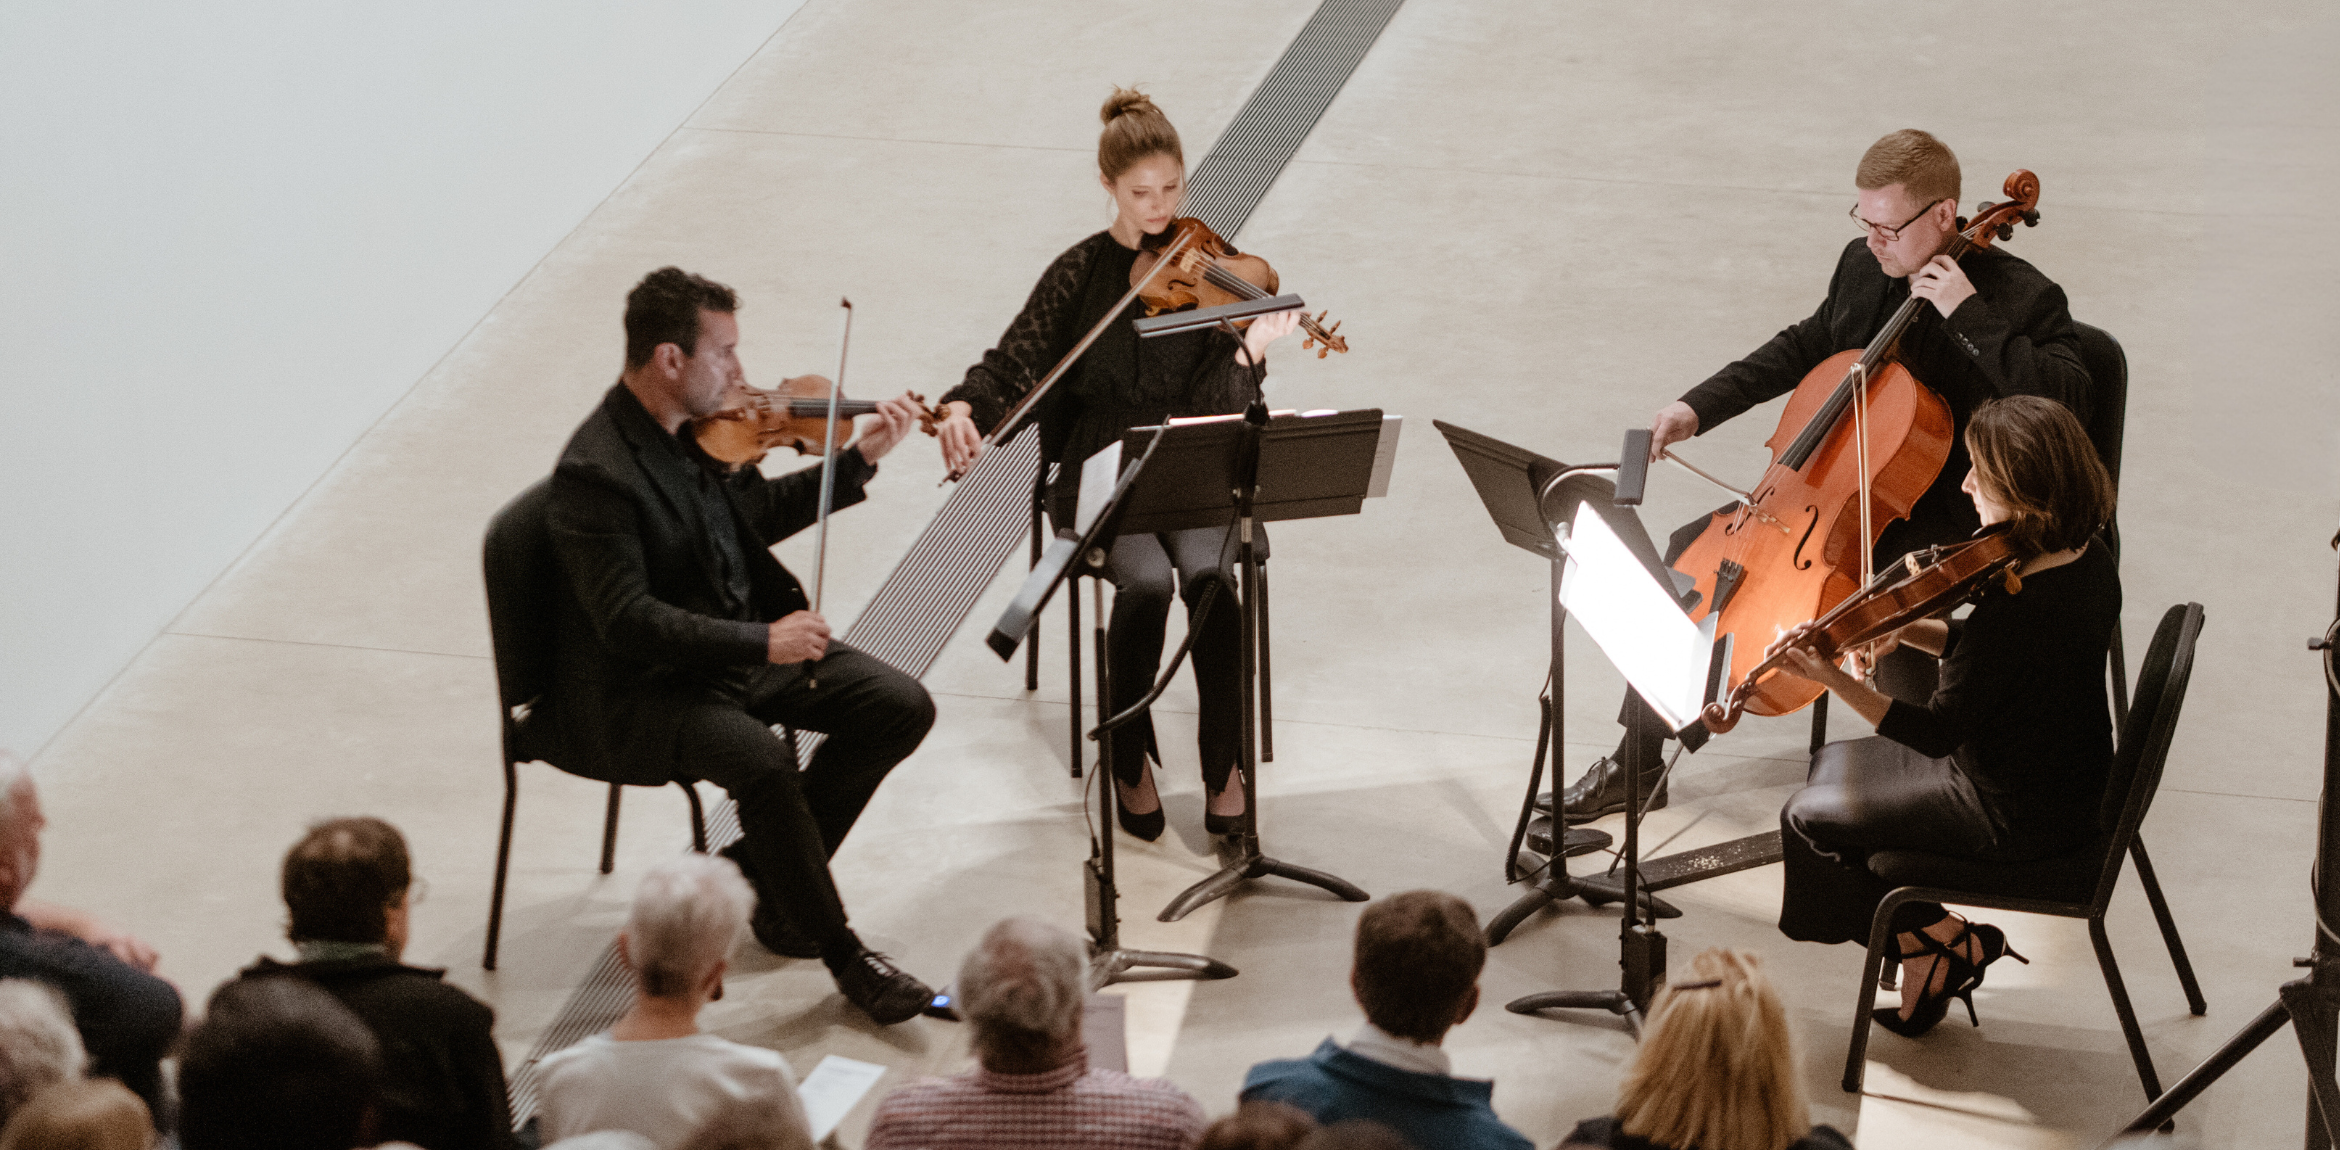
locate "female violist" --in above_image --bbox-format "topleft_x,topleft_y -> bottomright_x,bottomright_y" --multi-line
1771,395 -> 2119,1035
934,88 -> 1300,841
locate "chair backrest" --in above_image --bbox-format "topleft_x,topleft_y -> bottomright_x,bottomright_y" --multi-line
2089,602 -> 2205,907
482,478 -> 561,752
2072,321 -> 2127,488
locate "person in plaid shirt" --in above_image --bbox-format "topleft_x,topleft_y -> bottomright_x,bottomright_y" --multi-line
866,918 -> 1205,1150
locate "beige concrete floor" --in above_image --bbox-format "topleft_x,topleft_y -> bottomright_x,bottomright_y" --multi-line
24,1 -> 2340,1146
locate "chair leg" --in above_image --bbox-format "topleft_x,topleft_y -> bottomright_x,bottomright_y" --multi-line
680,781 -> 708,853
1027,470 -> 1045,692
484,759 -> 519,971
2091,915 -> 2165,1100
2130,836 -> 2208,1015
1810,693 -> 1830,756
1843,894 -> 1903,1093
2110,624 -> 2132,729
599,783 -> 623,875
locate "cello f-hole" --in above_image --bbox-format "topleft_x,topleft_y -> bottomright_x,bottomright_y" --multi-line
1790,506 -> 1821,571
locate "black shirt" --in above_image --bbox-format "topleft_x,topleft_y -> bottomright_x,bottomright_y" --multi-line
0,912 -> 183,1119
239,955 -> 516,1150
1877,538 -> 2121,856
942,230 -> 1259,519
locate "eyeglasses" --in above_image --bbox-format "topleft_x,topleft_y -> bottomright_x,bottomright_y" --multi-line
1850,198 -> 1947,241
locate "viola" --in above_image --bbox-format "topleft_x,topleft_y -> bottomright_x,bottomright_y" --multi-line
1701,528 -> 2025,733
1132,217 -> 1349,357
692,375 -> 943,465
1667,170 -> 2044,723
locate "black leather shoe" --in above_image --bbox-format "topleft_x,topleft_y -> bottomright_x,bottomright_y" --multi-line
1115,785 -> 1165,842
836,948 -> 935,1025
1558,756 -> 1668,824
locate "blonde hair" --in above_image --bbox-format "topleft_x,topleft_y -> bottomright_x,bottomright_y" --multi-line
0,1079 -> 153,1150
1616,949 -> 1810,1150
1098,87 -> 1182,181
1856,129 -> 1960,209
624,854 -> 754,998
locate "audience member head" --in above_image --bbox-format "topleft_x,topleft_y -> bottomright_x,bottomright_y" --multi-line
282,817 -> 413,958
1201,1100 -> 1317,1150
1615,948 -> 1809,1150
957,916 -> 1087,1073
674,1090 -> 801,1150
179,976 -> 383,1150
1963,394 -> 2116,558
0,979 -> 85,1125
1350,890 -> 1484,1045
0,754 -> 44,913
1292,1120 -> 1411,1150
0,1078 -> 152,1150
620,854 -> 754,1004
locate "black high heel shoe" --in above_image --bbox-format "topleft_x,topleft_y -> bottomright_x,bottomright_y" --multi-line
1114,782 -> 1165,842
1969,921 -> 2030,970
1874,923 -> 1985,1038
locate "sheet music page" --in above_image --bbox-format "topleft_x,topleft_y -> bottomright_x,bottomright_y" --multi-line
797,1054 -> 887,1141
1074,439 -> 1123,536
1556,501 -> 1711,729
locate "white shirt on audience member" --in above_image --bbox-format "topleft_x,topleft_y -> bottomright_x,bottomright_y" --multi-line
1342,1022 -> 1456,1078
536,1031 -> 814,1150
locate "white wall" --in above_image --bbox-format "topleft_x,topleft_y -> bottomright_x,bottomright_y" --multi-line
0,0 -> 802,754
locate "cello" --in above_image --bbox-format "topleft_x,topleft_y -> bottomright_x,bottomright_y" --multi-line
1668,170 -> 2043,725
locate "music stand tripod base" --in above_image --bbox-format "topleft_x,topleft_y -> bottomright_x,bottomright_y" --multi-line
1161,830 -> 1372,923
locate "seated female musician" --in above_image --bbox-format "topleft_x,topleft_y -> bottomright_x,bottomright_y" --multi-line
1771,394 -> 2119,1036
933,88 -> 1300,841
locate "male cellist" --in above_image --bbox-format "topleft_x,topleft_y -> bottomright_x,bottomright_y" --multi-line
538,267 -> 941,1024
1555,129 -> 2095,824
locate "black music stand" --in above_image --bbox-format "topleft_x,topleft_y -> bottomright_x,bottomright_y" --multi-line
1499,474 -> 1733,1029
987,429 -> 1238,987
1437,421 -> 1631,940
1090,408 -> 1387,923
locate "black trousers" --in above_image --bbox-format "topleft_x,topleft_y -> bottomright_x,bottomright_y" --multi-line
672,641 -> 934,949
1095,524 -> 1259,793
1612,506 -> 1939,765
1778,736 -> 2000,944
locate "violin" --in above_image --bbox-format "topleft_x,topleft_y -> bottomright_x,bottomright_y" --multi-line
692,375 -> 945,466
1133,217 -> 1350,357
1666,170 -> 2045,723
1701,528 -> 2025,733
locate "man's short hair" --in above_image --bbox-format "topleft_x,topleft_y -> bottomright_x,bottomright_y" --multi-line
957,917 -> 1087,1066
1351,891 -> 1484,1043
179,977 -> 382,1150
626,855 -> 755,998
1855,129 -> 1960,209
282,817 -> 410,945
0,979 -> 86,1124
624,267 -> 739,369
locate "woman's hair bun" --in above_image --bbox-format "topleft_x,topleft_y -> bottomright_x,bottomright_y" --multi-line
1101,86 -> 1158,125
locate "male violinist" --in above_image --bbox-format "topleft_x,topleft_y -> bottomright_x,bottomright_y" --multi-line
539,267 -> 941,1024
1555,129 -> 2095,823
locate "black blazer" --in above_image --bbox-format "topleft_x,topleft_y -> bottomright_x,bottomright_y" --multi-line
1678,238 -> 2092,556
541,384 -> 873,785
240,955 -> 514,1150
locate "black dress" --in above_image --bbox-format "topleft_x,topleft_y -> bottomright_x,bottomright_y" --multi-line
943,231 -> 1262,792
1779,538 -> 2122,944
1562,1116 -> 1855,1150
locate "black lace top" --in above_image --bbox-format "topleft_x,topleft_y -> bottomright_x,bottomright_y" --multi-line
943,230 -> 1260,517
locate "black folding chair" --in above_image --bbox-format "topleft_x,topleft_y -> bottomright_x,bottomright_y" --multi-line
1841,603 -> 2209,1099
480,477 -> 707,971
2073,321 -> 2131,723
